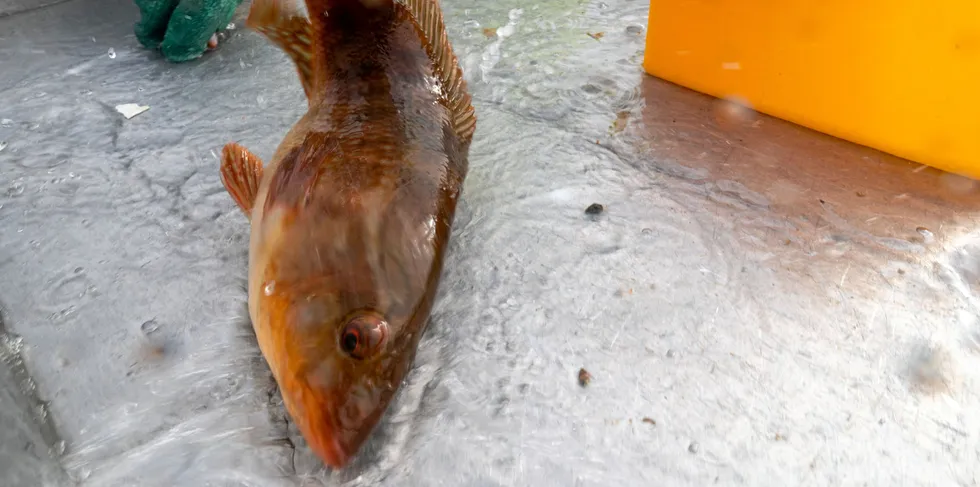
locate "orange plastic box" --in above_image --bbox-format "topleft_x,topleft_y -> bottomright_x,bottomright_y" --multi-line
643,1 -> 980,179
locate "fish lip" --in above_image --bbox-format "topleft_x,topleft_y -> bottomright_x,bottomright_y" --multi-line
314,432 -> 351,469
302,404 -> 352,469
301,391 -> 362,469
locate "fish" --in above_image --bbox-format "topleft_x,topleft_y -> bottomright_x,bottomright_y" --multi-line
217,0 -> 476,469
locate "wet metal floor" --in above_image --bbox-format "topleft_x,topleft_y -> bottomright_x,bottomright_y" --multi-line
1,0 -> 980,486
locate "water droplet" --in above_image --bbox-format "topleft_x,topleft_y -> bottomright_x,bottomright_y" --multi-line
916,226 -> 934,243
49,305 -> 76,321
0,119 -> 12,127
140,320 -> 160,335
463,20 -> 481,28
33,403 -> 48,420
263,281 -> 276,296
7,180 -> 25,196
226,22 -> 236,30
713,95 -> 756,130
688,441 -> 700,453
71,467 -> 92,482
0,141 -> 6,152
939,172 -> 977,194
107,48 -> 116,59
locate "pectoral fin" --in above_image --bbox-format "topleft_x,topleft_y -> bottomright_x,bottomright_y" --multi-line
220,142 -> 265,218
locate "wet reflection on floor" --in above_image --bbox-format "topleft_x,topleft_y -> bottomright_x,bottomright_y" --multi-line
1,0 -> 979,486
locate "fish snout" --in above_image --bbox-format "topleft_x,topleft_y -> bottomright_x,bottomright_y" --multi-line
310,428 -> 351,469
301,371 -> 384,468
307,396 -> 376,468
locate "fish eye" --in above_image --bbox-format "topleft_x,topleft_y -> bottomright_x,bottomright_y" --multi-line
339,312 -> 389,360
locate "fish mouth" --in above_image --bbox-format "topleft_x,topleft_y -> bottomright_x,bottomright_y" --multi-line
299,390 -> 370,469
310,430 -> 351,469
300,404 -> 353,469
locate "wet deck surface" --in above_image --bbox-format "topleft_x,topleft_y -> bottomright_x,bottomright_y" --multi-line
1,0 -> 980,485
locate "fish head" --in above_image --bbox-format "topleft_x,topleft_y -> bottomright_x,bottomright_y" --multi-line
248,173 -> 440,469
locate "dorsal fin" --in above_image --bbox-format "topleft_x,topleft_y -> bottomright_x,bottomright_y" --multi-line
247,0 -> 317,104
254,0 -> 477,142
401,0 -> 477,143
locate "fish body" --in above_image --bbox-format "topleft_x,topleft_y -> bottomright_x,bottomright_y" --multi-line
218,0 -> 475,468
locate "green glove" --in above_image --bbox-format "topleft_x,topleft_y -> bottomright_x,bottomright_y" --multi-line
134,0 -> 245,63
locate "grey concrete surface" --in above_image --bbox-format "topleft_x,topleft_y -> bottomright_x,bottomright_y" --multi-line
0,311 -> 73,487
0,0 -> 70,17
1,0 -> 980,486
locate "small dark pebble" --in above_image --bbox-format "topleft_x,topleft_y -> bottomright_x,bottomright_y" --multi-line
642,417 -> 656,425
688,441 -> 700,453
585,203 -> 604,215
578,367 -> 592,387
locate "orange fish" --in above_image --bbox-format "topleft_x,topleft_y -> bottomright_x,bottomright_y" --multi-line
217,0 -> 476,468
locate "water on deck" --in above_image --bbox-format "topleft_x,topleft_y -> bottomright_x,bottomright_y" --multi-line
1,0 -> 979,485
